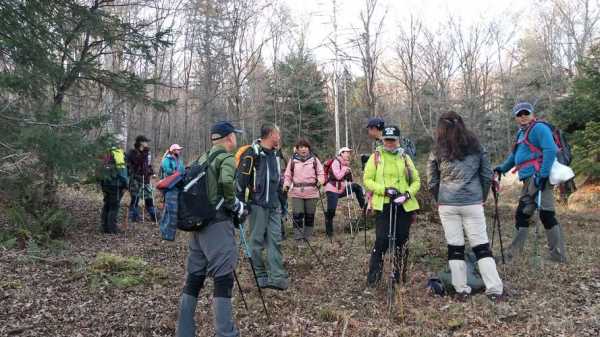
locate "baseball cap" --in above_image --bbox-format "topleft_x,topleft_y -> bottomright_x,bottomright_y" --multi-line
337,146 -> 353,156
169,144 -> 183,152
210,121 -> 243,140
366,117 -> 385,130
512,102 -> 534,116
382,126 -> 401,140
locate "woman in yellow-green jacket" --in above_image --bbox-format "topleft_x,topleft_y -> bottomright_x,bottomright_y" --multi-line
363,125 -> 420,287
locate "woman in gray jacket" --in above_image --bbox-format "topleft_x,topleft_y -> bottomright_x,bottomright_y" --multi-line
427,111 -> 503,301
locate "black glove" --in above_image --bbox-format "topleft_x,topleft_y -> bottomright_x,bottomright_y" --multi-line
493,166 -> 503,175
233,200 -> 250,225
344,170 -> 353,181
385,187 -> 399,198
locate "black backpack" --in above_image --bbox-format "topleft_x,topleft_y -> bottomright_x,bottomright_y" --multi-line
177,149 -> 227,232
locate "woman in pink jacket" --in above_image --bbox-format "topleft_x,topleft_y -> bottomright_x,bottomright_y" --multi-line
283,138 -> 325,244
324,147 -> 366,239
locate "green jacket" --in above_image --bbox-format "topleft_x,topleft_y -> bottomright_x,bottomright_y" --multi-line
198,144 -> 237,212
363,148 -> 420,212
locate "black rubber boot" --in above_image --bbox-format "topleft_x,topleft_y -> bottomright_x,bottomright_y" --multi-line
325,210 -> 335,238
367,248 -> 383,287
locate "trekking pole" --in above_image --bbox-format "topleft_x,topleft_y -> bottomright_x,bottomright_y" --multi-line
150,186 -> 159,227
141,175 -> 145,224
290,213 -> 327,269
491,174 -> 505,264
533,189 -> 542,268
317,190 -> 333,243
233,269 -> 249,311
238,223 -> 270,321
387,202 -> 399,316
345,182 -> 354,236
364,207 -> 368,253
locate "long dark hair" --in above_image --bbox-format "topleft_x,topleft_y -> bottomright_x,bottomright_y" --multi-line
434,111 -> 481,161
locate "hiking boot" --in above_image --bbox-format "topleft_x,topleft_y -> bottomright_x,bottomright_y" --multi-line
128,207 -> 141,222
545,225 -> 567,263
103,229 -> 122,235
304,214 -> 315,241
506,227 -> 529,261
265,278 -> 288,291
147,206 -> 158,222
325,210 -> 335,238
292,213 -> 304,241
454,292 -> 470,302
256,276 -> 268,288
367,251 -> 383,287
487,293 -> 506,303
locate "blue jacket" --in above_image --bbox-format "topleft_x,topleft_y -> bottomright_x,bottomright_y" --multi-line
498,121 -> 557,180
161,154 -> 185,177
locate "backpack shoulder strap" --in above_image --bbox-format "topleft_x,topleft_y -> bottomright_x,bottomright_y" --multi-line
373,150 -> 381,168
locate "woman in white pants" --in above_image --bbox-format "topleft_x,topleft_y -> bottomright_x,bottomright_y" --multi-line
427,111 -> 503,301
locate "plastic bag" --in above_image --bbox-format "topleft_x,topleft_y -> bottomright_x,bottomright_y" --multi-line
549,160 -> 575,185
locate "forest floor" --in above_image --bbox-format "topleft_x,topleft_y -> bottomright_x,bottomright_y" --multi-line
1,182 -> 599,337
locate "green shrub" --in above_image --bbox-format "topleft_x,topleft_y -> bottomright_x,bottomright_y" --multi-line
571,121 -> 600,181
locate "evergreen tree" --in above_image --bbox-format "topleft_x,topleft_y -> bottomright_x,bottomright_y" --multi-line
0,0 -> 171,231
553,44 -> 600,181
264,49 -> 332,155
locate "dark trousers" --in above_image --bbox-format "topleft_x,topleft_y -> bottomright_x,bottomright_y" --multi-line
101,184 -> 125,233
325,184 -> 366,236
368,203 -> 412,284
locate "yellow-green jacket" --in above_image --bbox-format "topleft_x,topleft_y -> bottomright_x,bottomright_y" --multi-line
363,149 -> 420,212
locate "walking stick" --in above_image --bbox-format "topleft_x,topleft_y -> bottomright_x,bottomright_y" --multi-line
364,207 -> 369,253
345,182 -> 358,236
233,269 -> 248,311
491,174 -> 505,264
387,202 -> 399,316
238,222 -> 270,321
317,188 -> 332,243
150,185 -> 159,227
141,175 -> 145,224
533,189 -> 542,267
289,213 -> 327,270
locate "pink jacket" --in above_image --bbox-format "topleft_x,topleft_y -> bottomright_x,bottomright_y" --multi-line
324,156 -> 352,194
284,155 -> 325,199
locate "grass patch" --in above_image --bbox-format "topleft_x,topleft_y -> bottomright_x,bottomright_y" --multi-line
88,253 -> 168,289
318,306 -> 344,322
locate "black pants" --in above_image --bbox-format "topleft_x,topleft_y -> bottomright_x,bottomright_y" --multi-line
101,184 -> 125,233
325,183 -> 366,211
368,203 -> 412,284
325,184 -> 366,236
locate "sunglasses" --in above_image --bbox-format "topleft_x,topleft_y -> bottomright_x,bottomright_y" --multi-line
516,110 -> 531,117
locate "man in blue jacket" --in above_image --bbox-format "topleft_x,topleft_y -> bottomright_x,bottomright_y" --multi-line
494,102 -> 567,262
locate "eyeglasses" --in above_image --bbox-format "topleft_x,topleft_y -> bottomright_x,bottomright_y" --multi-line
516,110 -> 531,117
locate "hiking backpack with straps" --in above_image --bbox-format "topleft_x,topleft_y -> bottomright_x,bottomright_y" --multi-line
323,158 -> 338,185
177,149 -> 228,232
512,120 -> 573,173
96,148 -> 126,185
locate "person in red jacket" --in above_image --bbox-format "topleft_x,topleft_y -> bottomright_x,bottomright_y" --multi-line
283,138 -> 325,245
324,147 -> 366,239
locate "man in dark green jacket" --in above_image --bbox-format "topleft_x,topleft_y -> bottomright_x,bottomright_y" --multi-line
177,121 -> 245,337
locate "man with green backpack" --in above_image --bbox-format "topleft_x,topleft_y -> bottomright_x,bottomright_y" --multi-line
176,121 -> 246,337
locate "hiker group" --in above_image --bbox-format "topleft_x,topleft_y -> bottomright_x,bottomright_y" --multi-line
97,101 -> 571,337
